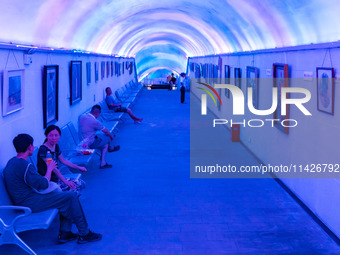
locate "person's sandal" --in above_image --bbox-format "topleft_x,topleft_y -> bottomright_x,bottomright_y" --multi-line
99,163 -> 112,169
108,145 -> 120,152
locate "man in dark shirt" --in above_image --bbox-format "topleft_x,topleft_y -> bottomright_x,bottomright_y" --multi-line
3,134 -> 102,244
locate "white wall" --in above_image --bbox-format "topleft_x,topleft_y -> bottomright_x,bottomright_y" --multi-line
0,48 -> 136,168
189,43 -> 340,238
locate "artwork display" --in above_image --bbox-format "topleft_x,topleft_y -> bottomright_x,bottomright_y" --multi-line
273,63 -> 289,134
43,65 -> 58,128
86,62 -> 91,85
316,67 -> 334,115
95,62 -> 99,82
101,61 -> 105,79
225,65 -> 230,98
234,68 -> 241,88
246,66 -> 259,109
70,61 -> 82,105
2,69 -> 25,116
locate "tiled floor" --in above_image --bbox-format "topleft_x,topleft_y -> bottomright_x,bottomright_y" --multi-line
1,88 -> 339,254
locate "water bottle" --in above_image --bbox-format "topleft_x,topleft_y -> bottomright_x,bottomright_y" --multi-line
46,151 -> 53,164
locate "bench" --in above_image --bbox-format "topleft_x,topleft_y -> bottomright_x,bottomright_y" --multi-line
58,123 -> 94,166
0,172 -> 58,255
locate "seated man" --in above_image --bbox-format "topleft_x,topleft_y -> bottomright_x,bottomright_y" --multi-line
3,134 -> 102,244
78,104 -> 120,169
105,87 -> 143,124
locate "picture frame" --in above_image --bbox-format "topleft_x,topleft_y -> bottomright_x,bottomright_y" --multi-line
101,61 -> 105,79
2,69 -> 25,116
122,61 -> 125,74
246,66 -> 259,109
106,61 -> 110,77
273,63 -> 289,134
316,67 -> 334,115
234,68 -> 241,89
70,61 -> 82,105
111,61 -> 114,77
224,65 -> 231,98
86,62 -> 91,85
95,62 -> 99,82
43,65 -> 58,128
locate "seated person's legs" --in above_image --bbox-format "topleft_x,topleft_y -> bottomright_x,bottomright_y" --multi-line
116,107 -> 143,123
22,190 -> 102,243
89,134 -> 119,168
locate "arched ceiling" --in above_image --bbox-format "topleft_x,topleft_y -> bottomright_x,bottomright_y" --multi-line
1,0 -> 340,80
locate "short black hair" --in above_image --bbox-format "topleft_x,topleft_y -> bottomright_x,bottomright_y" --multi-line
105,87 -> 111,93
91,104 -> 101,114
13,134 -> 33,153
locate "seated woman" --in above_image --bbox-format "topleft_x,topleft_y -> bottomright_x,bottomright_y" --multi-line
37,125 -> 87,191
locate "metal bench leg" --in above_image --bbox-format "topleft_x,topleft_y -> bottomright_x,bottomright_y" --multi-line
0,228 -> 37,255
14,232 -> 37,255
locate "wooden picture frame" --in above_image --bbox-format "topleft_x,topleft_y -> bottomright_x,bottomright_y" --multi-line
273,63 -> 289,134
224,65 -> 231,98
246,66 -> 259,109
234,68 -> 241,89
95,62 -> 99,82
2,69 -> 25,116
101,61 -> 105,79
316,67 -> 335,115
86,62 -> 91,85
43,65 -> 59,128
70,61 -> 82,105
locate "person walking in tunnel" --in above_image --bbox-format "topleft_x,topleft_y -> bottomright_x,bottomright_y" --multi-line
3,134 -> 102,244
169,73 -> 177,90
105,87 -> 143,124
180,72 -> 187,103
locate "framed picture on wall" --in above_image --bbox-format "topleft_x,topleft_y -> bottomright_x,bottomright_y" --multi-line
101,61 -> 105,79
316,67 -> 334,115
106,61 -> 110,77
86,62 -> 91,85
43,65 -> 58,128
246,66 -> 259,109
234,68 -> 241,89
273,63 -> 289,134
2,69 -> 25,116
111,61 -> 114,77
95,62 -> 99,82
224,65 -> 231,98
70,61 -> 82,105
122,61 -> 125,74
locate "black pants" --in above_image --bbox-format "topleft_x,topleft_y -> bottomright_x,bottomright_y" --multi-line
180,85 -> 185,103
22,190 -> 89,235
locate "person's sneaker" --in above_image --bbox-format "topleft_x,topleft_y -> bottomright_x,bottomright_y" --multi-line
58,231 -> 78,244
78,230 -> 103,244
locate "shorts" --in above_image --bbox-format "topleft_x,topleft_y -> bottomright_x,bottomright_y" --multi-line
115,107 -> 128,113
89,134 -> 110,149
